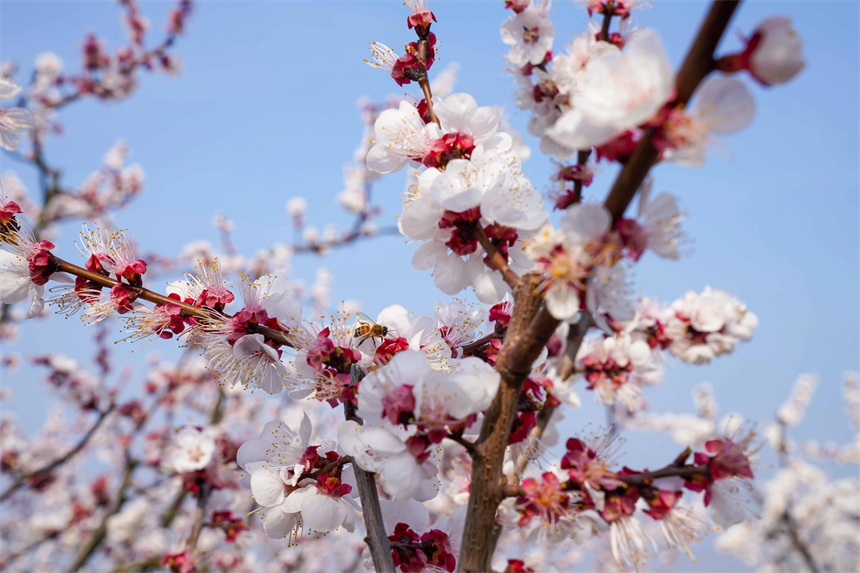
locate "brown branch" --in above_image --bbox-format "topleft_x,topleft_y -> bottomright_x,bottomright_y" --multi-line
599,7 -> 614,42
460,332 -> 502,355
558,313 -> 594,381
502,460 -> 707,499
445,432 -> 477,456
345,367 -> 395,573
0,403 -> 115,503
616,463 -> 707,486
602,0 -> 741,222
459,275 -> 556,572
104,557 -> 162,573
185,484 -> 210,552
510,314 -> 593,482
571,149 -> 592,206
53,257 -> 294,349
458,4 -> 742,569
67,455 -> 138,573
475,225 -> 520,289
307,455 -> 354,481
416,39 -> 439,125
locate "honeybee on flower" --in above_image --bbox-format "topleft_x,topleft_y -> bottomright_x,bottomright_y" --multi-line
352,312 -> 393,346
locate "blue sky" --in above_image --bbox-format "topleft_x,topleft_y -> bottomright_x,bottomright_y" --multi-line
1,1 -> 858,570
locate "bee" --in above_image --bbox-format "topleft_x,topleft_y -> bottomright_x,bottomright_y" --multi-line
352,313 -> 390,346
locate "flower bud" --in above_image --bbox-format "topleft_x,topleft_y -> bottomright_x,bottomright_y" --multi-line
749,16 -> 805,85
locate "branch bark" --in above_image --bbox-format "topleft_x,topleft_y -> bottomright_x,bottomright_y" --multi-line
475,224 -> 520,289
67,455 -> 138,573
457,2 -> 743,570
459,275 -> 557,572
0,404 -> 115,503
53,258 -> 293,348
345,367 -> 395,573
602,0 -> 741,222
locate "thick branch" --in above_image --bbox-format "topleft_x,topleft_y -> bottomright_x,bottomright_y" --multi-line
602,0 -> 741,222
459,276 -> 557,572
458,3 -> 742,570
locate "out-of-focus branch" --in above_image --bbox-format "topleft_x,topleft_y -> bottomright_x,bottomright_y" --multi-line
67,455 -> 138,573
783,510 -> 821,573
0,403 -> 115,503
291,225 -> 400,255
185,484 -> 211,553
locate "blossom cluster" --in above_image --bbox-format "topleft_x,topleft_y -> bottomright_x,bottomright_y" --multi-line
569,286 -> 758,412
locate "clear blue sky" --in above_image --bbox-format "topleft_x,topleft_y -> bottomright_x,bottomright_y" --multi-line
1,1 -> 858,570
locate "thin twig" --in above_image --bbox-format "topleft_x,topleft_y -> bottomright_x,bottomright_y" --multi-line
0,404 -> 115,503
475,225 -> 520,289
415,38 -> 439,125
67,455 -> 138,573
53,258 -> 294,349
460,332 -> 502,355
445,432 -> 477,456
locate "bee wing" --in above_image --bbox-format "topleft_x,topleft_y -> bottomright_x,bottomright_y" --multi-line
355,311 -> 376,324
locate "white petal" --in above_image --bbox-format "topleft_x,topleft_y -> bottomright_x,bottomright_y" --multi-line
694,76 -> 755,135
262,504 -> 298,539
546,287 -> 581,321
560,203 -> 612,244
411,240 -> 445,271
250,470 -> 287,507
381,454 -> 423,500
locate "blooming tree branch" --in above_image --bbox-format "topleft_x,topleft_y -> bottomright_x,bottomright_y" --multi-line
1,1 -> 833,572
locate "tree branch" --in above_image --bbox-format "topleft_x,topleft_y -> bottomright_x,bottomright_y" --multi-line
459,275 -> 555,572
53,257 -> 294,348
457,3 -> 743,569
67,455 -> 138,573
345,366 -> 395,573
0,403 -> 115,503
602,0 -> 741,222
475,225 -> 520,289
